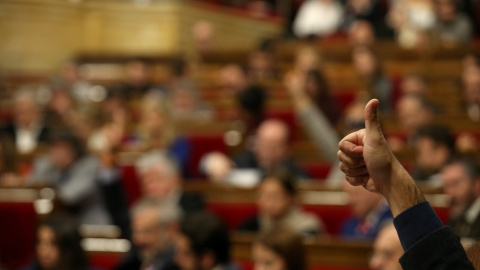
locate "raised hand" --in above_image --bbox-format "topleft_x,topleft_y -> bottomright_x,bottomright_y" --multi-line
337,99 -> 425,216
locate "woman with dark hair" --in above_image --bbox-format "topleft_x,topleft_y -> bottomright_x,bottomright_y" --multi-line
23,214 -> 90,270
238,172 -> 324,236
252,228 -> 306,270
304,69 -> 340,125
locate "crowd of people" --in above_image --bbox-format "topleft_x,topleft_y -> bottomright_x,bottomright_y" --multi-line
1,0 -> 480,269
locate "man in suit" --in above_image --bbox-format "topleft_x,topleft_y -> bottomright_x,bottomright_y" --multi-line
0,88 -> 50,155
233,119 -> 309,180
442,158 -> 480,239
338,99 -> 474,269
136,153 -> 204,213
175,211 -> 240,270
341,182 -> 392,239
115,199 -> 180,270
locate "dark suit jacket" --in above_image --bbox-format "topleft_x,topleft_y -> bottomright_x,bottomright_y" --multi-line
179,192 -> 205,213
114,247 -> 179,270
449,213 -> 480,239
0,122 -> 50,149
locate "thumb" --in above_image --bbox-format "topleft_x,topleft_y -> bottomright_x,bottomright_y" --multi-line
364,99 -> 383,138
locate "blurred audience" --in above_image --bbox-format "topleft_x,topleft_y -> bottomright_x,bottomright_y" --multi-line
433,0 -> 473,46
413,125 -> 456,184
341,182 -> 392,239
136,153 -> 204,213
352,46 -> 393,112
400,73 -> 429,97
169,81 -> 213,122
461,64 -> 480,122
131,93 -> 191,174
218,64 -> 250,97
175,211 -> 239,270
342,0 -> 392,37
239,172 -> 324,236
233,119 -> 308,180
369,223 -> 403,270
22,214 -> 90,270
116,59 -> 158,100
252,228 -> 306,270
0,88 -> 51,155
29,132 -> 111,225
388,0 -> 435,49
442,158 -> 480,239
115,199 -> 181,270
349,20 -> 376,46
396,94 -> 436,140
293,0 -> 343,38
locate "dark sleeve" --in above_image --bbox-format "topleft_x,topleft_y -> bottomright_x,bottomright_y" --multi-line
238,216 -> 260,232
233,151 -> 257,169
394,201 -> 474,270
98,168 -> 131,239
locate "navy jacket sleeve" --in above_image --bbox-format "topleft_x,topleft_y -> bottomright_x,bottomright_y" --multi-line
393,201 -> 474,270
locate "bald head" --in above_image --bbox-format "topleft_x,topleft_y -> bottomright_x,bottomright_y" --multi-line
370,223 -> 403,270
254,120 -> 290,169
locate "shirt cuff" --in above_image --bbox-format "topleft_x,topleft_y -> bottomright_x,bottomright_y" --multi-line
393,201 -> 444,251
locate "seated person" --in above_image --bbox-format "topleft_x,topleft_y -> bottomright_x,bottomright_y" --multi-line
130,93 -> 191,175
400,73 -> 429,97
239,172 -> 324,236
116,199 -> 181,270
412,125 -> 455,184
442,158 -> 480,239
22,214 -> 92,270
0,88 -> 51,155
252,228 -> 306,270
169,81 -> 213,122
370,223 -> 403,270
175,211 -> 240,270
433,0 -> 473,45
233,119 -> 309,180
116,58 -> 157,100
30,132 -> 111,225
394,94 -> 436,143
352,46 -> 393,113
462,64 -> 480,122
136,153 -> 204,213
341,182 -> 392,239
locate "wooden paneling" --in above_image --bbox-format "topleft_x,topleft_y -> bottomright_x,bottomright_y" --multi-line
0,0 -> 281,72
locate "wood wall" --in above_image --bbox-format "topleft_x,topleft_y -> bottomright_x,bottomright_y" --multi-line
0,0 -> 281,73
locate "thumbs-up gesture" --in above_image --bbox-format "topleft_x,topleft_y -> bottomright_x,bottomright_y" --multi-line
338,99 -> 425,216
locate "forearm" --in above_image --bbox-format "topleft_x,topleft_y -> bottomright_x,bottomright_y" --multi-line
382,160 -> 426,217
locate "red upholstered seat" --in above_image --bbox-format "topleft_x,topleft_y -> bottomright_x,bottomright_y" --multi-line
207,202 -> 258,230
301,162 -> 332,181
120,165 -> 142,206
0,202 -> 36,269
89,252 -> 125,270
186,134 -> 228,178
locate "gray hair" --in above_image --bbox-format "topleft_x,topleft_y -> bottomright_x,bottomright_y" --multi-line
131,198 -> 183,227
135,152 -> 180,178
